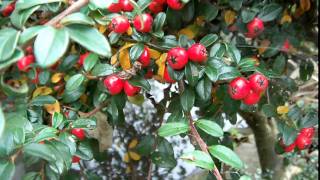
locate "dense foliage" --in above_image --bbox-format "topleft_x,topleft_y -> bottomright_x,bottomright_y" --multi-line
0,0 -> 318,179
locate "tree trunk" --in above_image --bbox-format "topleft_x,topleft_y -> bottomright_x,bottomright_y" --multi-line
239,111 -> 285,178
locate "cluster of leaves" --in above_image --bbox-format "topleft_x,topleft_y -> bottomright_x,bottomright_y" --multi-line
0,0 -> 318,179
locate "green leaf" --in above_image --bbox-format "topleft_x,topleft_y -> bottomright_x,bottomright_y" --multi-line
129,43 -> 144,62
257,3 -> 283,22
62,86 -> 85,103
83,53 -> 99,72
136,135 -> 155,156
66,25 -> 111,57
34,26 -> 69,67
11,5 -> 40,29
227,44 -> 241,64
0,28 -> 20,62
128,76 -> 151,91
71,118 -> 96,129
65,74 -> 86,92
153,12 -> 166,32
61,12 -> 95,26
90,0 -> 113,9
208,145 -> 244,169
23,172 -> 41,180
299,60 -> 314,81
33,127 -> 58,143
19,26 -> 45,45
298,110 -> 318,128
197,3 -> 219,21
158,122 -> 189,137
0,107 -> 4,139
184,63 -> 199,86
241,9 -> 257,23
195,77 -> 212,102
180,150 -> 214,170
195,119 -> 223,137
75,141 -> 93,160
200,34 -> 218,48
238,58 -> 256,72
30,95 -> 56,106
0,160 -> 15,180
180,86 -> 195,112
52,112 -> 64,129
16,0 -> 64,10
0,75 -> 29,97
272,55 -> 286,75
262,104 -> 277,118
205,65 -> 219,82
151,138 -> 176,168
229,0 -> 243,10
0,49 -> 24,71
24,143 -> 56,162
91,63 -> 114,77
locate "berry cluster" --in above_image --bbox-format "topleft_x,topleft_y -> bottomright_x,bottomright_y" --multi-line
228,73 -> 269,105
110,13 -> 154,34
104,74 -> 141,96
149,0 -> 166,14
281,127 -> 315,153
17,46 -> 35,72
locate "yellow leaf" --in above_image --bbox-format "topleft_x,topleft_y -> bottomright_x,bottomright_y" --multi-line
126,167 -> 131,174
178,24 -> 200,39
128,151 -> 141,161
127,94 -> 144,106
224,10 -> 236,25
111,54 -> 118,66
300,0 -> 311,12
44,101 -> 60,115
98,25 -> 108,34
119,49 -> 131,70
258,40 -> 271,55
128,138 -> 138,149
70,45 -> 77,54
126,27 -> 133,36
33,87 -> 53,98
149,48 -> 161,59
280,14 -> 292,24
120,43 -> 135,52
124,153 -> 130,163
195,16 -> 206,26
51,73 -> 64,84
277,106 -> 289,115
155,53 -> 167,79
80,94 -> 88,104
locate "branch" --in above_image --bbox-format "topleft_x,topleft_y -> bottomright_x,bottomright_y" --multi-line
46,0 -> 90,26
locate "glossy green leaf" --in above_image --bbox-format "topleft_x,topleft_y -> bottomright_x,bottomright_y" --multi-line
200,34 -> 218,48
128,76 -> 151,91
0,28 -> 20,62
195,119 -> 223,137
0,160 -> 15,180
180,86 -> 195,112
33,127 -> 58,143
16,0 -> 64,10
71,118 -> 96,129
257,3 -> 282,22
30,96 -> 56,106
208,145 -> 243,169
61,12 -> 95,26
83,53 -> 99,72
0,107 -> 4,139
0,48 -> 24,70
180,150 -> 214,170
153,12 -> 166,32
19,26 -> 45,45
195,77 -> 212,101
129,43 -> 144,61
91,63 -> 114,77
158,122 -> 189,137
24,143 -> 56,162
65,74 -> 86,92
10,5 -> 40,29
52,112 -> 64,129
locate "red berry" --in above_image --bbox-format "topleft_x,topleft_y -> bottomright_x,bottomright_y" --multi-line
72,156 -> 81,163
31,69 -> 40,84
163,67 -> 175,83
155,0 -> 166,4
107,3 -> 122,13
133,13 -> 153,33
144,69 -> 153,79
17,55 -> 35,71
1,3 -> 15,17
119,0 -> 134,12
300,127 -> 315,139
167,47 -> 188,70
295,134 -> 312,150
149,1 -> 164,14
104,74 -> 124,95
25,46 -> 33,55
110,16 -> 130,34
280,139 -> 296,153
281,39 -> 291,52
248,73 -> 269,93
138,47 -> 151,67
71,128 -> 86,140
124,81 -> 141,96
228,77 -> 251,100
187,43 -> 208,63
78,52 -> 90,66
246,18 -> 264,38
243,90 -> 261,105
167,0 -> 184,10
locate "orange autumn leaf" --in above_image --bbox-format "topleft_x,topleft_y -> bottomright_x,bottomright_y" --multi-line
224,10 -> 237,25
44,101 -> 60,115
155,53 -> 167,79
33,86 -> 53,98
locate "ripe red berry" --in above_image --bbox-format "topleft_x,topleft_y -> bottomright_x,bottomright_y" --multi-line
104,74 -> 124,95
300,127 -> 315,139
163,67 -> 175,83
295,134 -> 312,150
248,73 -> 269,93
187,43 -> 208,63
133,13 -> 153,33
17,55 -> 35,71
246,18 -> 264,38
110,16 -> 130,34
149,1 -> 164,14
243,90 -> 261,105
107,3 -> 122,13
138,47 -> 151,67
72,156 -> 81,163
281,39 -> 291,52
119,0 -> 134,12
167,0 -> 184,10
71,128 -> 85,140
31,69 -> 40,84
155,0 -> 166,4
280,139 -> 296,153
1,3 -> 15,17
25,46 -> 33,55
78,52 -> 90,66
124,81 -> 141,96
144,69 -> 153,79
167,47 -> 188,70
228,77 -> 251,100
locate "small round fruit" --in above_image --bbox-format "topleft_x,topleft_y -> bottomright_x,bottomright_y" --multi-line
167,47 -> 188,70
155,0 -> 166,4
133,13 -> 153,33
1,3 -> 15,17
243,90 -> 261,105
248,73 -> 269,93
107,3 -> 122,13
110,16 -> 130,34
163,67 -> 175,83
281,39 -> 291,52
72,156 -> 81,163
280,139 -> 296,153
17,55 -> 35,71
295,134 -> 312,150
187,43 -> 208,63
138,47 -> 151,67
228,77 -> 251,100
78,52 -> 90,66
119,0 -> 134,12
167,0 -> 184,10
149,1 -> 164,14
104,74 -> 124,95
144,69 -> 153,79
124,81 -> 141,96
25,46 -> 33,55
300,127 -> 315,139
71,128 -> 85,140
246,18 -> 264,38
